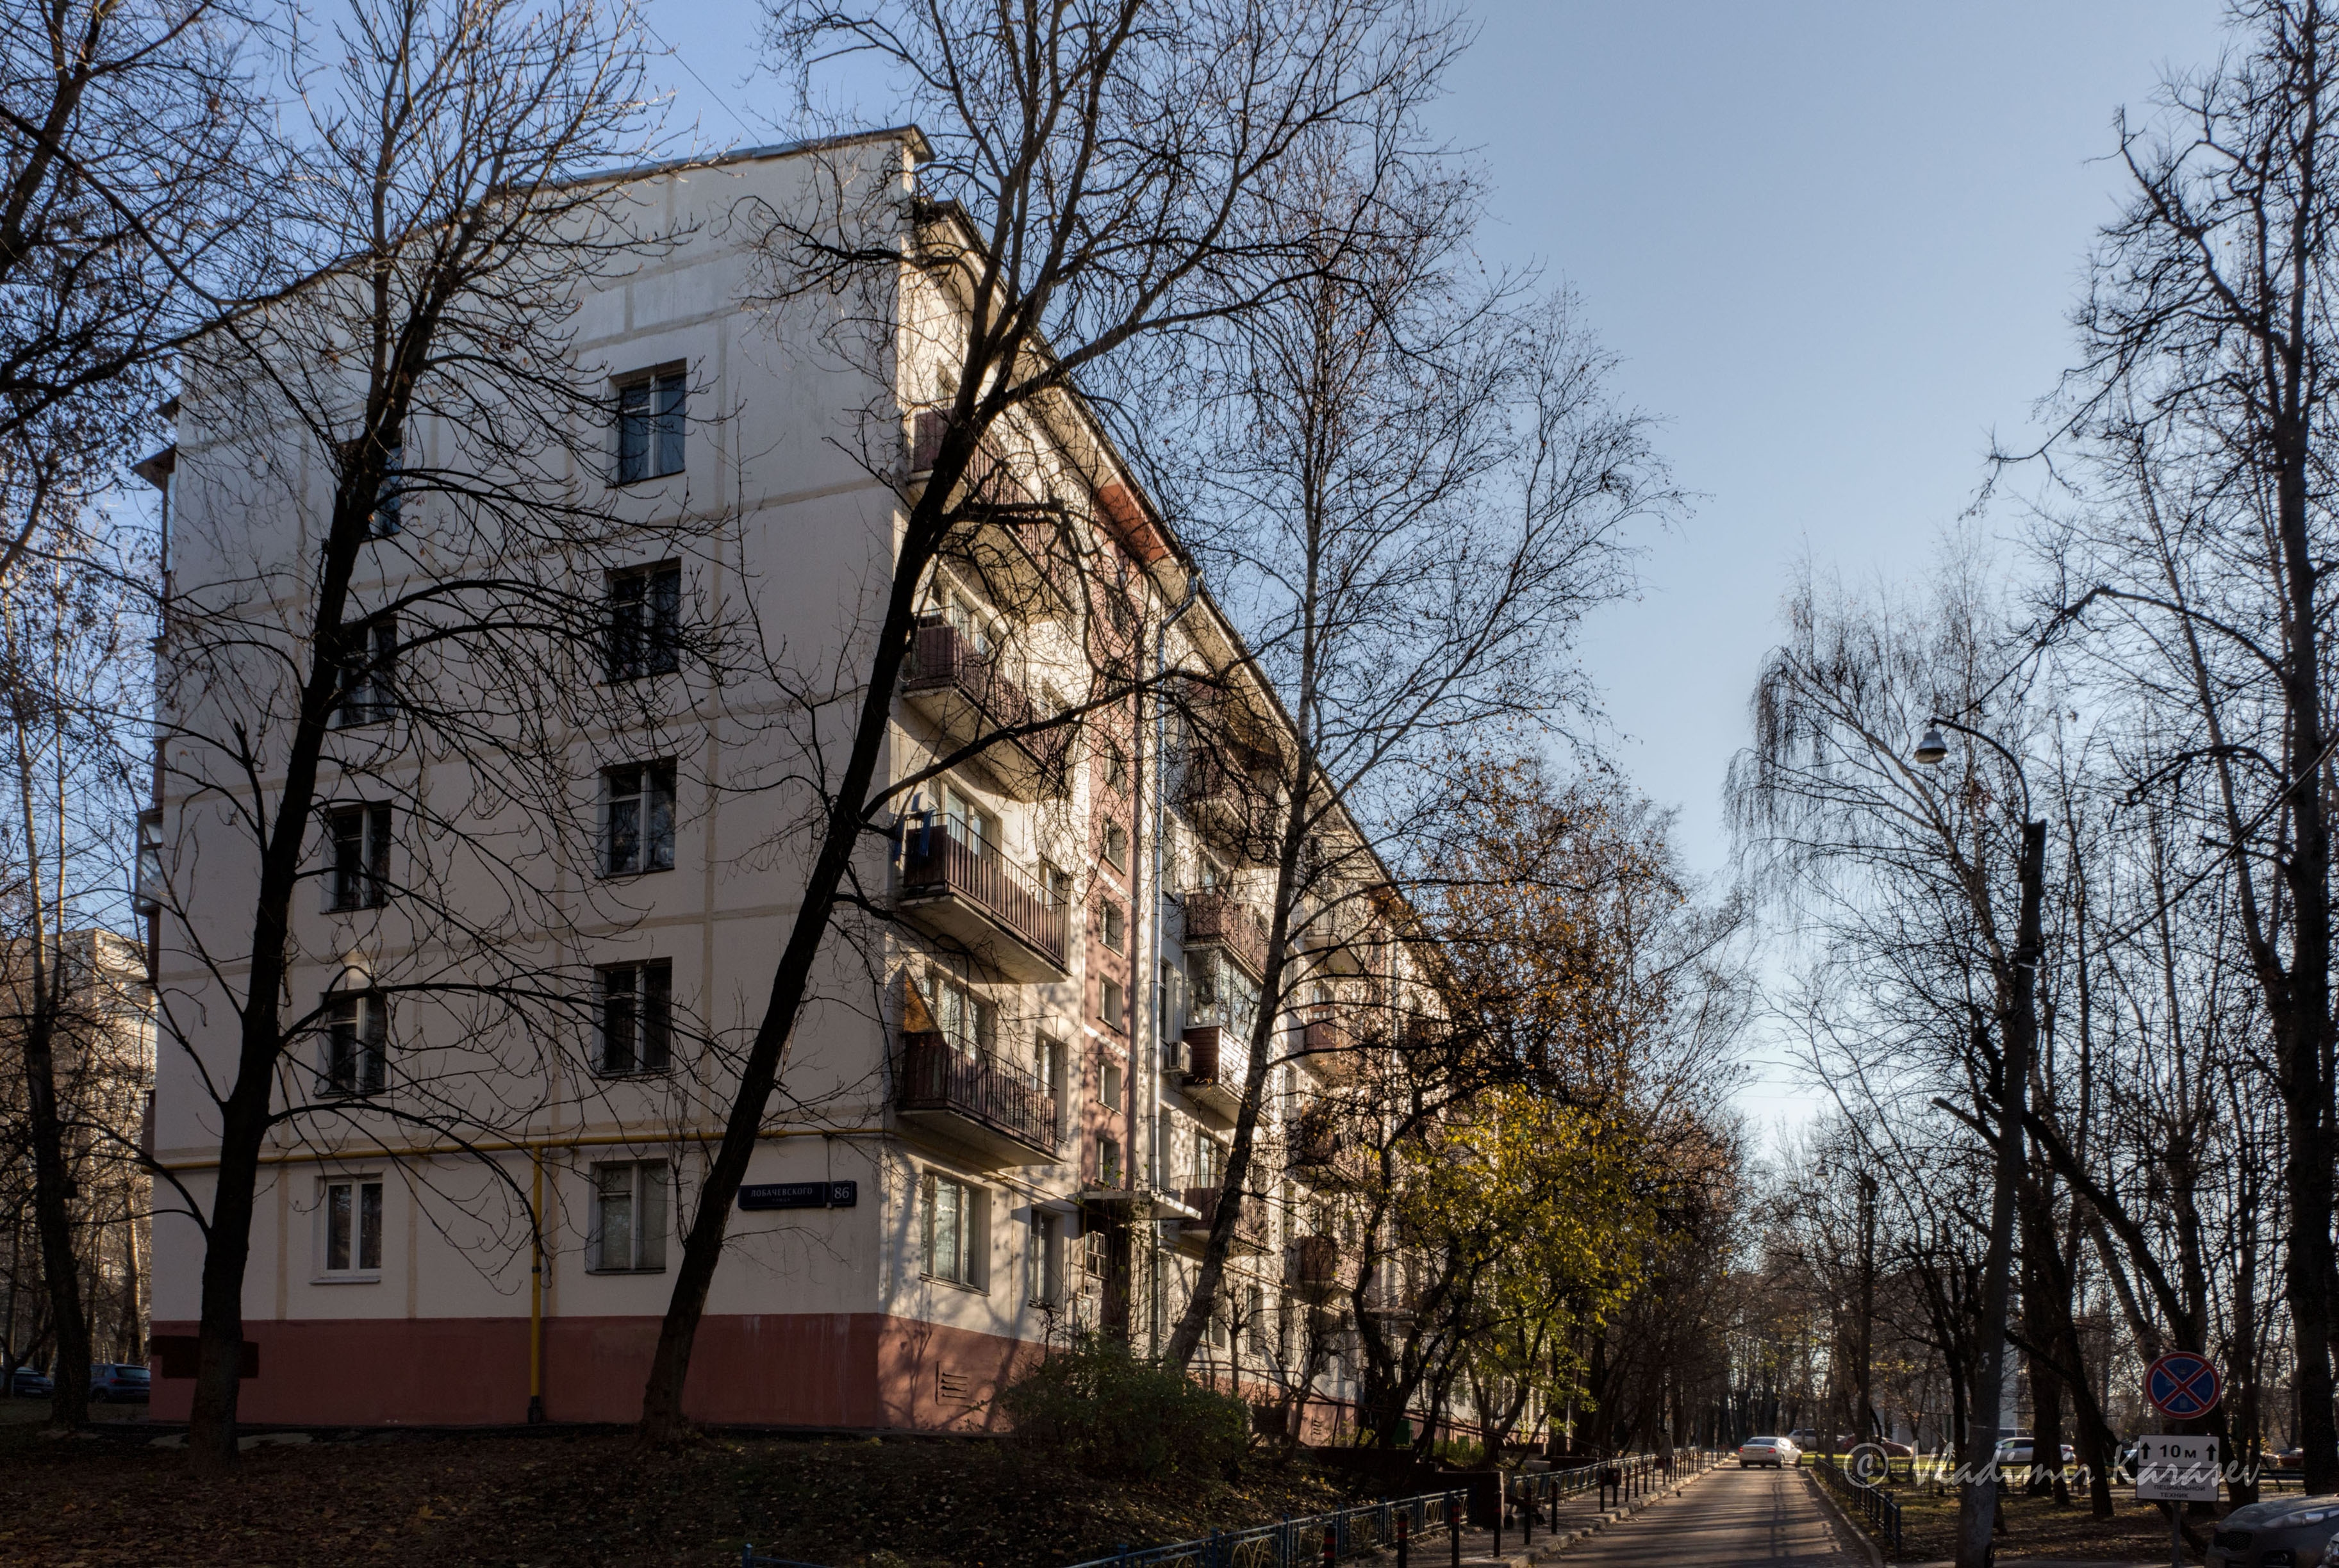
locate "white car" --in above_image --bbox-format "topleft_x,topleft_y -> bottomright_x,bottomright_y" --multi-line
1739,1436 -> 1798,1468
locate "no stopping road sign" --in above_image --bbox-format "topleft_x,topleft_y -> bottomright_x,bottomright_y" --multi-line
2145,1351 -> 2222,1420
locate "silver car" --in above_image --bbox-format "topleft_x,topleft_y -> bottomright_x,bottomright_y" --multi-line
1739,1436 -> 1797,1468
2211,1494 -> 2339,1567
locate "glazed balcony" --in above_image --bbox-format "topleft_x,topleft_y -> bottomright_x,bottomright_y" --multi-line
1178,1186 -> 1269,1255
1286,1234 -> 1339,1301
899,832 -> 1070,981
903,623 -> 1070,799
1182,889 -> 1269,980
1180,1023 -> 1250,1118
897,1030 -> 1060,1166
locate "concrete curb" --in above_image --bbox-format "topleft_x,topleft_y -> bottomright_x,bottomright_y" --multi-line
1799,1464 -> 1887,1568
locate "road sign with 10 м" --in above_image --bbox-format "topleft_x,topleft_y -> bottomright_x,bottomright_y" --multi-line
2135,1435 -> 2220,1503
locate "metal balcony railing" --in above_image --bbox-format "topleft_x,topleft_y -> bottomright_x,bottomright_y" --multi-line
1182,889 -> 1269,978
900,832 -> 1070,971
897,1031 -> 1059,1157
904,623 -> 1070,791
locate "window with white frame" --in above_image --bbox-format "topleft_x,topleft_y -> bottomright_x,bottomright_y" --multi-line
597,959 -> 672,1074
325,802 -> 391,911
319,1175 -> 383,1277
606,563 -> 682,680
941,785 -> 997,859
1102,1060 -> 1123,1113
931,973 -> 993,1057
1245,1282 -> 1268,1359
1100,899 -> 1125,953
615,367 -> 686,483
318,992 -> 387,1097
1027,1210 -> 1064,1306
921,1171 -> 984,1287
332,615 -> 398,727
1099,977 -> 1124,1033
591,1160 -> 668,1271
602,761 -> 676,875
1103,821 -> 1128,871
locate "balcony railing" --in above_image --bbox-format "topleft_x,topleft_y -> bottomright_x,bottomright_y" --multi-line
1180,1023 -> 1249,1118
1182,889 -> 1269,978
900,832 -> 1070,977
1180,1185 -> 1268,1253
1286,1234 -> 1338,1300
898,1030 -> 1059,1160
1177,744 -> 1280,857
1298,1009 -> 1364,1085
1288,1106 -> 1370,1191
904,623 -> 1070,796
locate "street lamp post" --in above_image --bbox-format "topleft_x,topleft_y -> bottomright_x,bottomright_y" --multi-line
1913,717 -> 2047,1568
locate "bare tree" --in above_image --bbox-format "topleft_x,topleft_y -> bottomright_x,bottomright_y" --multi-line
0,493 -> 149,1426
154,0 -> 685,1471
2022,0 -> 2339,1490
628,0 -> 1464,1442
1146,131 -> 1676,1369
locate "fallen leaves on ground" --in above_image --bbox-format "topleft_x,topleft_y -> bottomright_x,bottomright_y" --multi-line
0,1424 -> 1353,1568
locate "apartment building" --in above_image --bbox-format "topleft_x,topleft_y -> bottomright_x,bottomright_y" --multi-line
142,131 -> 1418,1433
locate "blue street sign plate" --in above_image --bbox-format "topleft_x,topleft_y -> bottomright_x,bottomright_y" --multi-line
739,1181 -> 857,1211
2145,1351 -> 2221,1419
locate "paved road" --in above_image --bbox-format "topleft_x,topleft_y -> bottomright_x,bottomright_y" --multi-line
1562,1462 -> 1865,1567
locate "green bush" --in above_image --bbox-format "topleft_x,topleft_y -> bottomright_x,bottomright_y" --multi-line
997,1333 -> 1251,1481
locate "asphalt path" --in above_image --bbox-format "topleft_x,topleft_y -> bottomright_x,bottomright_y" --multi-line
1561,1461 -> 1865,1567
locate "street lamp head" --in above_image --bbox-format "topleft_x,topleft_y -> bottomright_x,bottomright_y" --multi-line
1913,727 -> 1949,766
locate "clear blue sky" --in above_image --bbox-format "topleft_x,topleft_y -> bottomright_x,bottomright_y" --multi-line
641,0 -> 2234,1134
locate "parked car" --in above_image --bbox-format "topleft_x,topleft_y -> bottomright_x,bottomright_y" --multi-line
1787,1428 -> 1821,1449
1739,1436 -> 1798,1468
8,1364 -> 51,1398
1993,1437 -> 2077,1469
87,1364 -> 149,1402
2208,1493 -> 2339,1567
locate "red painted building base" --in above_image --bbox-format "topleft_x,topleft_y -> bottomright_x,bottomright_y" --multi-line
144,1313 -> 1041,1430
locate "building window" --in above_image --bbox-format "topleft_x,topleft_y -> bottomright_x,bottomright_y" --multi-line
1034,1034 -> 1067,1137
326,803 -> 390,911
597,960 -> 672,1074
602,761 -> 676,875
1099,976 -> 1123,1033
318,993 -> 387,1097
606,563 -> 681,680
615,368 -> 686,483
1187,948 -> 1258,1039
1103,739 -> 1129,796
332,615 -> 397,727
1100,900 -> 1125,953
1027,1211 -> 1064,1306
320,1176 -> 383,1276
1102,1061 -> 1123,1113
591,1160 -> 668,1271
1098,1137 -> 1122,1187
941,786 -> 997,859
922,1172 -> 984,1287
932,973 -> 994,1056
1103,821 -> 1128,871
1245,1282 -> 1268,1360
338,436 -> 403,536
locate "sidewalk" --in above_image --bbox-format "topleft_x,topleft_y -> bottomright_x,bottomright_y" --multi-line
1412,1458 -> 1721,1567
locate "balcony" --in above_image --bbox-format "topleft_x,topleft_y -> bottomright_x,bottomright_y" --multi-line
1182,889 -> 1269,980
896,1031 -> 1059,1166
903,623 -> 1070,798
1177,743 -> 1281,859
1287,1107 -> 1370,1192
1178,1186 -> 1269,1255
1180,1023 -> 1249,1118
1297,1010 -> 1364,1085
1286,1234 -> 1338,1301
899,833 -> 1070,981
